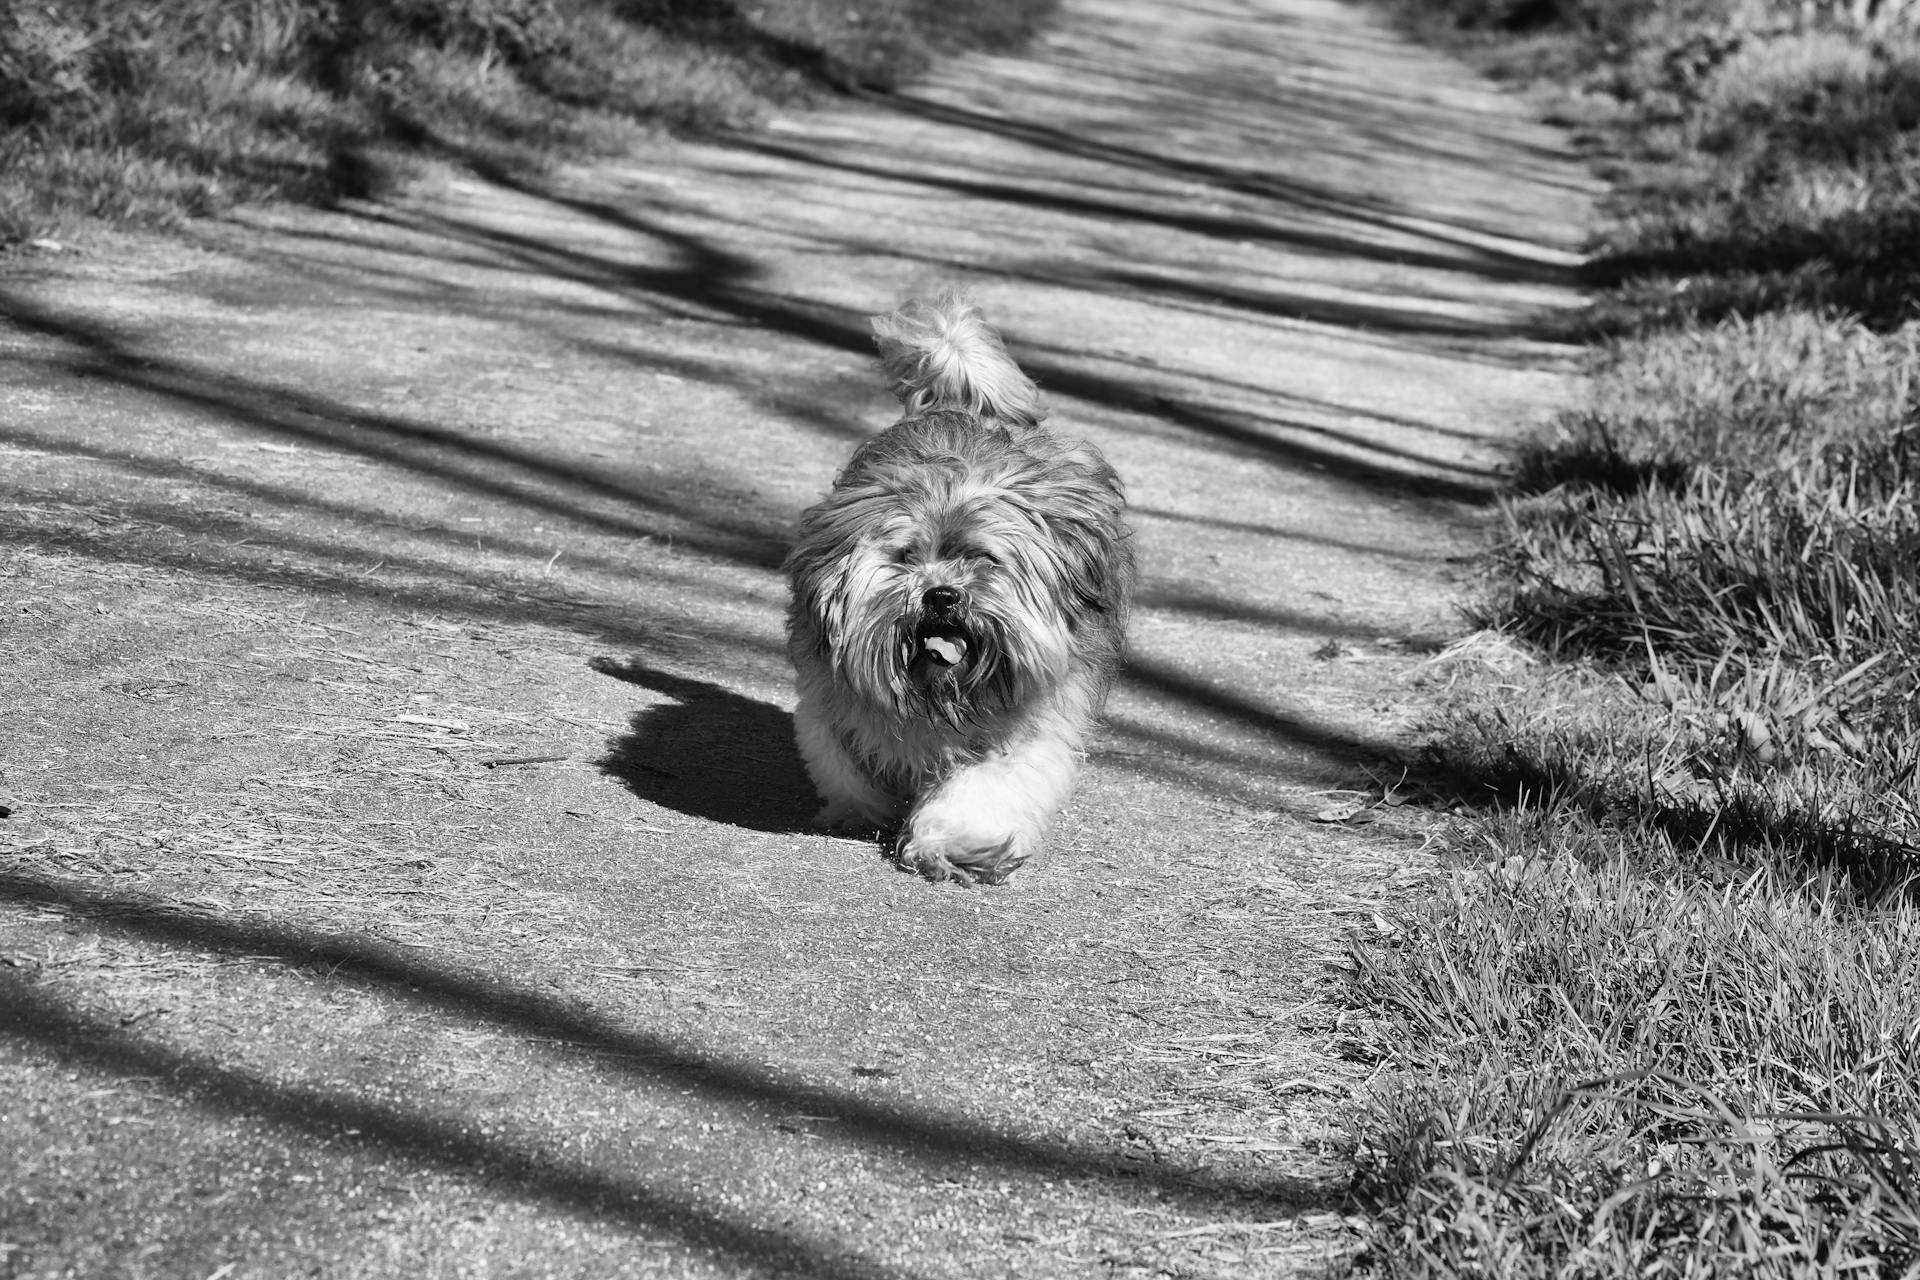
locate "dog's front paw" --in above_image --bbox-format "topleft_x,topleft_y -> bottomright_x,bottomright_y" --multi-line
894,828 -> 1031,886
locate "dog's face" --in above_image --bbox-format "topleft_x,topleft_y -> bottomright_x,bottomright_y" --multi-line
788,428 -> 1128,730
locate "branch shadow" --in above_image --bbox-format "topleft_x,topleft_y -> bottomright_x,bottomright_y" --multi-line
0,290 -> 793,571
380,167 -> 1504,507
0,870 -> 1342,1231
1119,654 -> 1406,763
805,87 -> 1574,284
0,966 -> 920,1280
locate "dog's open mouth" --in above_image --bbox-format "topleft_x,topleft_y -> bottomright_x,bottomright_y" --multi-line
913,620 -> 971,672
918,629 -> 969,668
908,620 -> 975,728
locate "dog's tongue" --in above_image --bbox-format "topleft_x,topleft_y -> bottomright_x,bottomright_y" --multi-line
920,633 -> 968,667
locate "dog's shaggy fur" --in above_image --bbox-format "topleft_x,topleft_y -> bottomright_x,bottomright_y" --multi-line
785,291 -> 1135,883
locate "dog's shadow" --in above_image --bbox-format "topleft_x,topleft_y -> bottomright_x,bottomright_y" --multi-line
591,658 -> 819,834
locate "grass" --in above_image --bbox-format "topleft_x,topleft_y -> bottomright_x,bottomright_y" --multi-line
1344,0 -> 1920,1274
1348,833 -> 1920,1277
0,0 -> 1057,246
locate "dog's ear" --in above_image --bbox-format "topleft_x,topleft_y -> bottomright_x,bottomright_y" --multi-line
1048,510 -> 1131,618
1023,469 -> 1133,620
785,524 -> 853,655
787,488 -> 902,654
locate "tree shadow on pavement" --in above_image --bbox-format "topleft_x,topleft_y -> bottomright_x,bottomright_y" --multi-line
0,289 -> 795,568
592,658 -> 818,833
767,89 -> 1571,286
1,963 -> 905,1280
0,870 -> 1341,1261
382,167 -> 1508,508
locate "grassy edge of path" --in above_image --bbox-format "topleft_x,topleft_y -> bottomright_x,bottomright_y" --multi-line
1341,2 -> 1920,1275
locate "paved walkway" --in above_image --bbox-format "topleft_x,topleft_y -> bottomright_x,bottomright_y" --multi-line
0,0 -> 1593,1274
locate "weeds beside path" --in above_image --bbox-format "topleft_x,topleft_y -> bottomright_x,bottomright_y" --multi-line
0,0 -> 1057,243
0,0 -> 1593,1274
1345,2 -> 1920,1274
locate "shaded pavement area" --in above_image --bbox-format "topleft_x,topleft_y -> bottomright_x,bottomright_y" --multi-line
0,0 -> 1594,1274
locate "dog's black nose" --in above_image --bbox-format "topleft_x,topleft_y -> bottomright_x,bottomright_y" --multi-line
923,585 -> 964,614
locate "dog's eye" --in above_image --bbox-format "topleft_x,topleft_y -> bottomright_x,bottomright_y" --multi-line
964,548 -> 999,566
891,546 -> 918,565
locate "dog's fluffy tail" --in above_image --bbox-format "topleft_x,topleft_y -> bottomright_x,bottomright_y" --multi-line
870,291 -> 1045,427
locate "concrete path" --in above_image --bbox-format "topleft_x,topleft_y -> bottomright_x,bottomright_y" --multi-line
0,0 -> 1593,1274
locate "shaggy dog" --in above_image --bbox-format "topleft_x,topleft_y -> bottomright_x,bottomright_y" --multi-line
784,292 -> 1135,884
